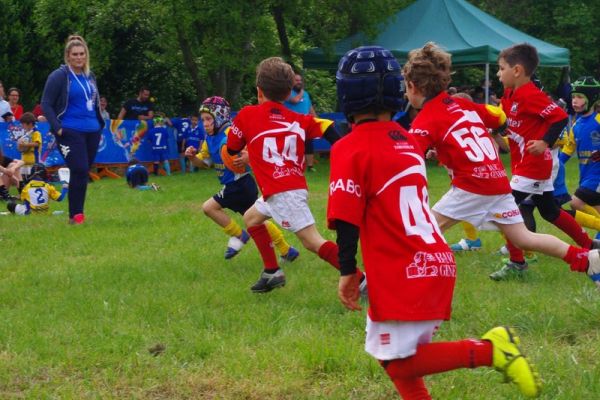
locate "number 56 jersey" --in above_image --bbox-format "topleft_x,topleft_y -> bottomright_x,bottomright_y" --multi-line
409,91 -> 511,195
327,121 -> 456,322
227,101 -> 333,198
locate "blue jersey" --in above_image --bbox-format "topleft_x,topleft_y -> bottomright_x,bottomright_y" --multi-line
173,118 -> 190,144
573,112 -> 600,191
186,124 -> 205,150
150,126 -> 169,151
201,125 -> 249,185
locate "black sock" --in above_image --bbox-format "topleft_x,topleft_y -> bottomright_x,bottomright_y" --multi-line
0,185 -> 9,199
264,268 -> 279,274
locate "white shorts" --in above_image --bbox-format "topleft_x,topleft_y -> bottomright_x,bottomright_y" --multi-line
254,189 -> 315,233
510,175 -> 553,195
433,186 -> 523,230
365,316 -> 442,360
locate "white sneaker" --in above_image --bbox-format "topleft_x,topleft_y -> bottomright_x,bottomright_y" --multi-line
587,249 -> 600,288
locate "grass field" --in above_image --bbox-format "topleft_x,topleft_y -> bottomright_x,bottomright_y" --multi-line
0,156 -> 599,399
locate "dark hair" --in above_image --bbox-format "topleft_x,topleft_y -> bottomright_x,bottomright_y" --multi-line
403,42 -> 452,98
498,43 -> 539,77
20,112 -> 36,125
139,87 -> 150,93
128,158 -> 139,165
255,57 -> 294,102
8,87 -> 21,97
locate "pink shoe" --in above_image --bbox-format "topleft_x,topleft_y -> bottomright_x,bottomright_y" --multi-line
70,213 -> 85,224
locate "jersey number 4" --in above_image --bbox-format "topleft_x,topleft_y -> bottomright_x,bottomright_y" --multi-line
263,135 -> 298,166
399,185 -> 443,244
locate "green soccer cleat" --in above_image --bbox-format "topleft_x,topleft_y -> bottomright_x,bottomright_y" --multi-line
482,326 -> 542,398
490,261 -> 528,281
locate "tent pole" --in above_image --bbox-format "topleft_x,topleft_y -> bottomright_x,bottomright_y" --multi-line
485,63 -> 490,104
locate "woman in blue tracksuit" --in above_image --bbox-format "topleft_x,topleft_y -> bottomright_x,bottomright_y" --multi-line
41,35 -> 105,224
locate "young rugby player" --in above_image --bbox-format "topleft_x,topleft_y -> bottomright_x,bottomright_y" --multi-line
489,44 -> 598,279
402,42 -> 600,287
329,45 -> 541,400
186,96 -> 298,262
225,57 -> 364,293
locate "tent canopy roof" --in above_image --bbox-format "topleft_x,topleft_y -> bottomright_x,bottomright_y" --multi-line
303,0 -> 569,69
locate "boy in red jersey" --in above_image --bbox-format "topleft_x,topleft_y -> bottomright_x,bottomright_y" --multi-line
490,43 -> 598,279
403,42 -> 600,288
226,57 -> 363,293
330,45 -> 541,400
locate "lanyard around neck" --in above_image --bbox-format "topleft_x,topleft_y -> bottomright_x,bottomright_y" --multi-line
68,66 -> 93,103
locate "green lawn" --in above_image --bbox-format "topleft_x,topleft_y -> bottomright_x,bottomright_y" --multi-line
0,156 -> 598,399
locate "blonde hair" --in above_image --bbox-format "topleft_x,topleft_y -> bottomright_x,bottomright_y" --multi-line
64,34 -> 90,75
255,57 -> 294,102
403,42 -> 452,98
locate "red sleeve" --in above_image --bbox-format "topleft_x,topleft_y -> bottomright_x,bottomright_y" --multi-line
407,117 -> 435,156
327,139 -> 366,229
528,91 -> 568,125
227,109 -> 247,152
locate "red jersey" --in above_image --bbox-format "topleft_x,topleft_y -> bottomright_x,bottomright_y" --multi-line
501,81 -> 567,180
227,101 -> 333,198
409,91 -> 511,195
327,121 -> 455,322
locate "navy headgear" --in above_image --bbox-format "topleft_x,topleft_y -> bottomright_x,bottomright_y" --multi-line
336,46 -> 404,122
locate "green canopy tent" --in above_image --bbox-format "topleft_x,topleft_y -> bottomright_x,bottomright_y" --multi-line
303,0 -> 570,103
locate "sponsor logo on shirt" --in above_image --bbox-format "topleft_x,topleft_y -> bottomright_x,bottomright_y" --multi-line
406,251 -> 456,279
510,102 -> 518,114
388,130 -> 407,141
540,102 -> 558,118
230,124 -> 242,138
329,178 -> 362,197
409,128 -> 429,136
281,220 -> 291,228
380,333 -> 391,345
506,118 -> 522,128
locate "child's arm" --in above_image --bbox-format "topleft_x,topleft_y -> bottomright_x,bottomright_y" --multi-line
335,219 -> 362,311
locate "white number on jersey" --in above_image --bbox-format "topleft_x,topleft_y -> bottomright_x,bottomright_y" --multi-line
154,133 -> 162,146
262,135 -> 298,166
448,110 -> 498,162
399,185 -> 443,244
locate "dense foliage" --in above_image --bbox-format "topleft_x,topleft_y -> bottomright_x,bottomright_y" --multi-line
1,0 -> 598,115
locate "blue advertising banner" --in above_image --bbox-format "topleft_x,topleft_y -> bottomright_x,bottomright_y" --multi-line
0,113 -> 347,166
0,119 -> 190,166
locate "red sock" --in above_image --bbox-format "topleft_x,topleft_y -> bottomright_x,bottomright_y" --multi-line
563,245 -> 589,272
383,340 -> 492,379
247,224 -> 278,270
381,373 -> 430,400
506,240 -> 525,263
317,241 -> 364,278
553,210 -> 592,248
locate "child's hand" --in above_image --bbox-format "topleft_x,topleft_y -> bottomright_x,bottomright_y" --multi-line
526,140 -> 548,155
425,148 -> 438,160
338,274 -> 362,311
184,146 -> 197,158
234,150 -> 249,167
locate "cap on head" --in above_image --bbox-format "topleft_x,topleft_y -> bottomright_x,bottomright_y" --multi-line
336,46 -> 404,121
572,76 -> 600,113
199,96 -> 231,131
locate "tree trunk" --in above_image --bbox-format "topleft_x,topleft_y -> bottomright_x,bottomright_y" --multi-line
271,3 -> 295,70
175,24 -> 206,102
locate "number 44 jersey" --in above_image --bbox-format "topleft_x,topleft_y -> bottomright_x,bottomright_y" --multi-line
327,121 -> 456,322
409,91 -> 511,195
227,101 -> 333,198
